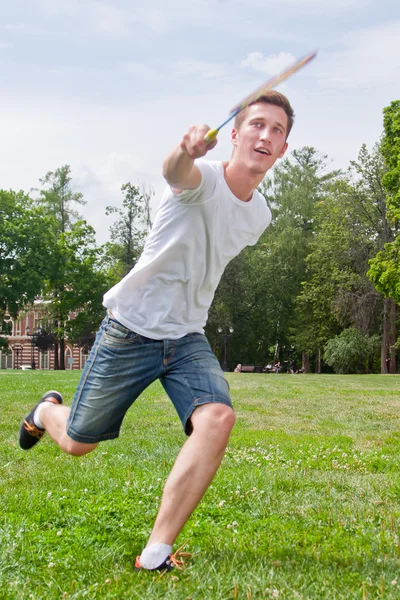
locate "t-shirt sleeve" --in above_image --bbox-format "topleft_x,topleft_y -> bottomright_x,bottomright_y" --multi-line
171,159 -> 218,204
247,196 -> 272,246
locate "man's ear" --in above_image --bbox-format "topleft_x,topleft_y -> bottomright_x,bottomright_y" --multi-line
279,142 -> 288,159
231,127 -> 239,147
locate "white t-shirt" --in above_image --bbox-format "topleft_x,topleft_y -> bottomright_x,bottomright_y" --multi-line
103,160 -> 271,339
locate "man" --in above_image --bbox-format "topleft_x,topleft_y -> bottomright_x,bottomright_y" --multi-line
19,90 -> 294,572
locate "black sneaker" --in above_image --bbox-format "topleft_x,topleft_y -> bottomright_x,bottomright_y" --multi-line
19,390 -> 63,450
134,542 -> 190,573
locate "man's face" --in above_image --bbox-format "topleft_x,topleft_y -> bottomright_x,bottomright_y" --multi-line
231,103 -> 289,175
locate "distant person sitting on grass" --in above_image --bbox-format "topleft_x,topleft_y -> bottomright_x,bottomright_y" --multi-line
18,90 -> 294,573
234,363 -> 242,373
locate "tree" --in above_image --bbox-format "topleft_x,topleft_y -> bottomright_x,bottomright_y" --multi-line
381,100 -> 400,219
367,101 -> 400,294
43,221 -> 111,360
341,144 -> 393,374
258,147 -> 340,370
206,244 -> 278,366
35,166 -> 100,369
207,147 -> 339,369
104,183 -> 153,281
0,190 -> 51,347
37,165 -> 86,234
299,142 -> 395,373
365,101 -> 400,372
324,329 -> 380,374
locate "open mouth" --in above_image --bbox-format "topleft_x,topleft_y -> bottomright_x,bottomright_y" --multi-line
254,148 -> 271,156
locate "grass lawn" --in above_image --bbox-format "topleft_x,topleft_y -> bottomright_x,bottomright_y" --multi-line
1,371 -> 400,599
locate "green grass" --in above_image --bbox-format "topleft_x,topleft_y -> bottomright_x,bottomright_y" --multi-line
2,372 -> 400,599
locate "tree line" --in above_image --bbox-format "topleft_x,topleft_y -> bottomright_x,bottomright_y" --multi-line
0,166 -> 153,368
206,100 -> 400,373
1,100 -> 399,372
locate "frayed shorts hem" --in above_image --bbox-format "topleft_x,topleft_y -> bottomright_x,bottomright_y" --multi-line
66,426 -> 120,445
66,395 -> 233,443
182,395 -> 234,435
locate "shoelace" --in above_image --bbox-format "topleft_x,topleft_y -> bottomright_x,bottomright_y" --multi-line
23,420 -> 44,438
168,541 -> 191,570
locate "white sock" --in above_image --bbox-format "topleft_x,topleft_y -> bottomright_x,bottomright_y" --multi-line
33,402 -> 49,429
140,543 -> 172,569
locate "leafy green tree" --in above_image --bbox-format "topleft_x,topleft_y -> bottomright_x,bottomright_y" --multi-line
0,189 -> 51,347
367,101 -> 400,370
207,147 -> 339,369
35,166 -> 103,369
368,244 -> 400,301
44,221 -> 110,356
207,245 -> 277,366
36,165 -> 86,234
381,100 -> 400,218
32,328 -> 56,353
299,142 -> 395,372
324,328 -> 380,374
104,183 -> 153,281
258,147 -> 339,370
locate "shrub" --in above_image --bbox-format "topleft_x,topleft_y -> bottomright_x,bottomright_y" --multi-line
324,328 -> 380,374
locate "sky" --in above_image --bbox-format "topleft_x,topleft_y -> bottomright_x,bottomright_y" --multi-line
1,0 -> 399,243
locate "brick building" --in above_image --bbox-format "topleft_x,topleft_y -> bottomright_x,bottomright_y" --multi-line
1,300 -> 90,370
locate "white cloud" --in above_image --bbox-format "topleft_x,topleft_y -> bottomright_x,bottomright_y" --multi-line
34,0 -> 168,37
173,59 -> 227,79
89,5 -> 168,37
121,58 -> 227,84
242,0 -> 375,16
121,61 -> 159,79
31,0 -> 313,40
34,0 -> 81,16
241,51 -> 297,75
2,23 -> 50,35
318,20 -> 400,90
132,6 -> 167,34
0,41 -> 13,48
91,5 -> 130,37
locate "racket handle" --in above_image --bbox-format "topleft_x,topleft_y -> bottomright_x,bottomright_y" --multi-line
204,128 -> 219,144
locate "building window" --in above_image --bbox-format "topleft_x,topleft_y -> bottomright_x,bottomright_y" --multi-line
81,351 -> 89,369
65,348 -> 74,370
40,351 -> 49,370
0,352 -> 12,369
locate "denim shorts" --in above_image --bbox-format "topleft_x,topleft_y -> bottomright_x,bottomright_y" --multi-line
66,313 -> 232,443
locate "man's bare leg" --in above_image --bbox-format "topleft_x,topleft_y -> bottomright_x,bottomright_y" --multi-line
19,390 -> 96,455
40,402 -> 98,456
146,402 -> 235,547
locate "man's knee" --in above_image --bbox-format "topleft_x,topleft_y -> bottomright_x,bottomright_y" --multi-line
61,435 -> 98,456
192,403 -> 236,438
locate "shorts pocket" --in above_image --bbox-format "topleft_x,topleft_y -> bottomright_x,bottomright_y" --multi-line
103,319 -> 142,345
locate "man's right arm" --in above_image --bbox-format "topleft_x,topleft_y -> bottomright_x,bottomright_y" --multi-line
162,124 -> 217,191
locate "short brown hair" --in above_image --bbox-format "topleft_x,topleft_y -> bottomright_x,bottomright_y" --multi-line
234,90 -> 295,139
